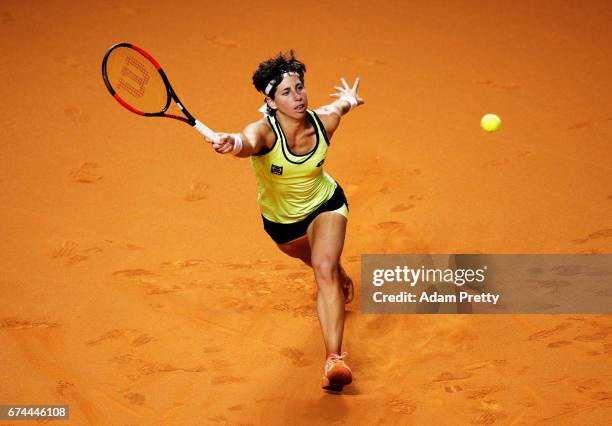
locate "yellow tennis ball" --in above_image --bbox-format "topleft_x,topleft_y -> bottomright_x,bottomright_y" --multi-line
481,113 -> 501,132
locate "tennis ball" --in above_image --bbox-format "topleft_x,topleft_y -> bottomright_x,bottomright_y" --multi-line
480,113 -> 501,132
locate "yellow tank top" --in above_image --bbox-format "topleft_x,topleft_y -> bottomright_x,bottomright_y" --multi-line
251,110 -> 337,223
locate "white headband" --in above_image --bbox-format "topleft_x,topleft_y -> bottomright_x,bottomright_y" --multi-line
263,71 -> 299,96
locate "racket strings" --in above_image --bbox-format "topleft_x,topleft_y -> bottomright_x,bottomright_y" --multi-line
117,56 -> 150,98
104,46 -> 168,114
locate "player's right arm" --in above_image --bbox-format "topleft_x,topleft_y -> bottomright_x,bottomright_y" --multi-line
204,119 -> 272,157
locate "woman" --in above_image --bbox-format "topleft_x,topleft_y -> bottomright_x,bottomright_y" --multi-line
206,51 -> 363,392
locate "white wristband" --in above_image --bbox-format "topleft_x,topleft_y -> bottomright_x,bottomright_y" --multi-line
340,94 -> 358,110
231,134 -> 243,155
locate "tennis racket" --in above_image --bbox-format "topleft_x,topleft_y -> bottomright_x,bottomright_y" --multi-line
101,42 -> 219,143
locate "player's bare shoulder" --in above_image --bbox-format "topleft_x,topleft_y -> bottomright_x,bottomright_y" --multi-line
243,117 -> 276,153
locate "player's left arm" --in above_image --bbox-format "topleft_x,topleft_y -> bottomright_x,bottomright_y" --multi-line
315,77 -> 364,139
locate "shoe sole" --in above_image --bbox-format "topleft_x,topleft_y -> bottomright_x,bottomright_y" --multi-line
321,368 -> 352,392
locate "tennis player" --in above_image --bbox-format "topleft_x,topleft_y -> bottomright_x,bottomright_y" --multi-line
205,51 -> 363,392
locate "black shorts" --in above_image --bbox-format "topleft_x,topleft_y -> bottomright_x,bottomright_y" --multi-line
262,184 -> 348,245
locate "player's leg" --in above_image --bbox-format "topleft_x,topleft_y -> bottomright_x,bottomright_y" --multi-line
306,211 -> 347,356
278,234 -> 353,303
277,235 -> 312,266
307,211 -> 352,391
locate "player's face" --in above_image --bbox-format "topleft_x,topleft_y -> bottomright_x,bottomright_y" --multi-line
268,75 -> 308,118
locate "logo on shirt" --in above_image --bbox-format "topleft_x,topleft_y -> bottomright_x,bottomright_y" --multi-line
316,159 -> 325,167
271,164 -> 283,175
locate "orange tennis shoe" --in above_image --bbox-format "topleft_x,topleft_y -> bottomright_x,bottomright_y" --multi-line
321,352 -> 352,392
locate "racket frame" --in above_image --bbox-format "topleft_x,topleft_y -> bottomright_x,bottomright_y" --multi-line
102,42 -> 218,141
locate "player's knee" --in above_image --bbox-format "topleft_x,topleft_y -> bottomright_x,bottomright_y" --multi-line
312,256 -> 339,287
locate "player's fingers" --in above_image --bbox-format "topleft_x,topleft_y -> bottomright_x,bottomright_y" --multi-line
352,77 -> 360,92
334,86 -> 344,92
330,93 -> 340,97
341,78 -> 349,89
213,139 -> 232,153
218,143 -> 232,154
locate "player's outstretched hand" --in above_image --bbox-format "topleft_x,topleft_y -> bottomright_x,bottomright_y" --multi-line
330,77 -> 364,109
206,133 -> 236,154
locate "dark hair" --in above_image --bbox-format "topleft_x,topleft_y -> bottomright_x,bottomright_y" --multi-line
252,50 -> 306,102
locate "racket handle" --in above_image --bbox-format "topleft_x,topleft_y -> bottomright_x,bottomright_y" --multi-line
193,119 -> 220,143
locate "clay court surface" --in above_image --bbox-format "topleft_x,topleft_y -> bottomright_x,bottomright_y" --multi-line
1,0 -> 611,424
